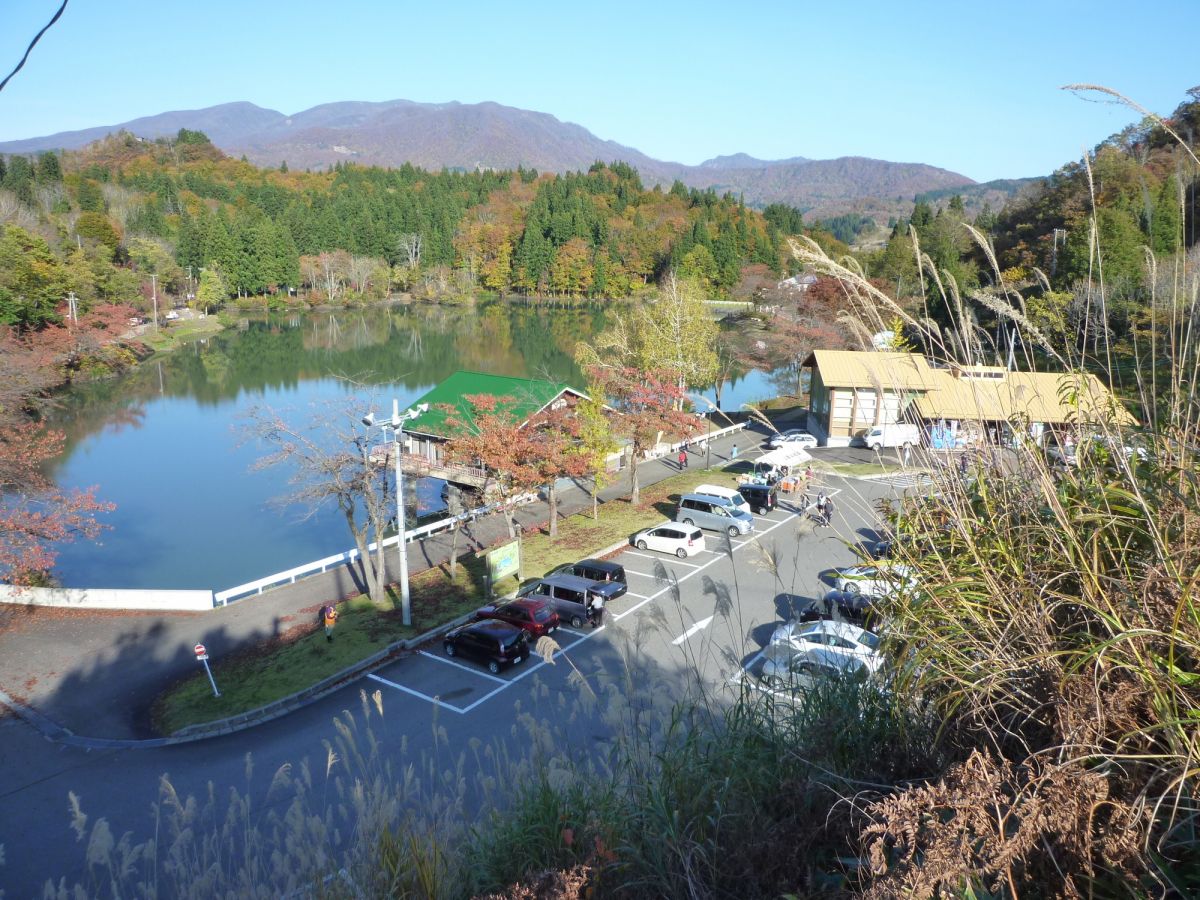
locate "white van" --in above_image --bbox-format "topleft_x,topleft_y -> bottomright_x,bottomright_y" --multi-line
693,484 -> 750,514
856,423 -> 922,450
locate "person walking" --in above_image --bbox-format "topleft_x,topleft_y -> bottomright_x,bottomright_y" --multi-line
823,497 -> 836,529
678,448 -> 688,470
322,603 -> 339,642
730,443 -> 738,461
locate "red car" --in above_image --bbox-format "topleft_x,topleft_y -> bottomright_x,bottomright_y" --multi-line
474,598 -> 560,637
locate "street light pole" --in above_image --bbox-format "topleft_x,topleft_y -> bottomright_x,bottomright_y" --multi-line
364,399 -> 428,626
151,273 -> 158,331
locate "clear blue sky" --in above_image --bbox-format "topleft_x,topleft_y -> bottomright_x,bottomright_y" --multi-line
0,0 -> 1195,182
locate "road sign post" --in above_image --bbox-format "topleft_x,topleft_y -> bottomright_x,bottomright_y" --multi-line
194,643 -> 220,698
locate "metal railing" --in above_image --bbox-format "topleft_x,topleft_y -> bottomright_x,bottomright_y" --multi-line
212,422 -> 747,607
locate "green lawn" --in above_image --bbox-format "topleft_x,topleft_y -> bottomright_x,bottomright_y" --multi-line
153,461 -> 746,735
139,316 -> 225,353
152,558 -> 486,735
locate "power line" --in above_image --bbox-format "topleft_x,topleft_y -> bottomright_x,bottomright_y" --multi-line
0,0 -> 70,95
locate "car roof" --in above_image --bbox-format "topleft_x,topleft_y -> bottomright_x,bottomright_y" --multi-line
575,558 -> 621,571
798,619 -> 873,642
459,619 -> 524,637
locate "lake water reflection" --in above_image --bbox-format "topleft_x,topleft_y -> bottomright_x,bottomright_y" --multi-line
47,302 -> 783,590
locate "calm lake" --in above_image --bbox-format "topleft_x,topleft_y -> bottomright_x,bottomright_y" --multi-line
46,302 -> 784,590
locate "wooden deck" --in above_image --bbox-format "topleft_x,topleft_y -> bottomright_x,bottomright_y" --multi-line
369,444 -> 489,488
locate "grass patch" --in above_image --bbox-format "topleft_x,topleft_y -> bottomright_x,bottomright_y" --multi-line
153,461 -> 746,734
152,557 -> 487,735
140,316 -> 225,353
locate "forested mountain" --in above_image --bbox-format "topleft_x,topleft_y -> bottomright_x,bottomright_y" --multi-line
0,129 -> 849,331
858,91 -> 1200,355
0,99 -> 976,221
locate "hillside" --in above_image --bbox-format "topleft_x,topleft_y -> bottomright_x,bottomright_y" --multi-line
0,99 -> 976,221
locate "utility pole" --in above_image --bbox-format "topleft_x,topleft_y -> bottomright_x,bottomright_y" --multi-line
151,273 -> 158,330
66,291 -> 78,326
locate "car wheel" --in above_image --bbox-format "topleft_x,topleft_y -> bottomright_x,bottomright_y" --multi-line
675,547 -> 688,559
487,660 -> 501,674
844,582 -> 861,595
571,614 -> 584,628
636,539 -> 648,550
727,525 -> 740,537
870,443 -> 882,451
682,517 -> 694,526
444,643 -> 456,657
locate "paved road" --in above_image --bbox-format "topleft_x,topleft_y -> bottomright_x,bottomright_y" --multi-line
0,459 -> 914,895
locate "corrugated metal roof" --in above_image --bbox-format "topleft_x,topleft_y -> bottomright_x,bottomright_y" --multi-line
405,371 -> 588,439
805,350 -> 935,391
914,370 -> 1136,425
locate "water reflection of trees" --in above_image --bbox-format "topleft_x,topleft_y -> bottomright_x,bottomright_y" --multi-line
47,303 -> 612,460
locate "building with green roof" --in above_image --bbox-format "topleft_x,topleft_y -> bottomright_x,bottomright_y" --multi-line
395,371 -> 591,487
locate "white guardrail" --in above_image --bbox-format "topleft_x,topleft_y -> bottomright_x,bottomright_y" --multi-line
213,421 -> 747,607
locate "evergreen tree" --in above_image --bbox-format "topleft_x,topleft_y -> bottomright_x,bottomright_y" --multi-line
1150,175 -> 1182,256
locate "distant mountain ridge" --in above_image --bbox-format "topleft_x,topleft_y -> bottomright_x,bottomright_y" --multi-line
0,99 -> 982,221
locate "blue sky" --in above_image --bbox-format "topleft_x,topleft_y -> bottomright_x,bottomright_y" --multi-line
0,0 -> 1194,182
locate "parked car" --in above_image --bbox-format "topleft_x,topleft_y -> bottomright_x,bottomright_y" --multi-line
632,522 -> 705,558
692,484 -> 751,515
762,619 -> 884,682
834,563 -> 916,598
518,574 -> 623,628
767,429 -> 818,450
550,558 -> 628,596
853,423 -> 921,450
676,493 -> 755,536
474,598 -> 559,637
443,620 -> 529,674
739,482 -> 779,514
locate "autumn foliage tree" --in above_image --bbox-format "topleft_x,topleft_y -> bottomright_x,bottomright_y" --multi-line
584,366 -> 699,505
0,307 -> 134,583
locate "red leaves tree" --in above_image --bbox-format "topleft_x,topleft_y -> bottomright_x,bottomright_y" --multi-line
584,366 -> 700,505
0,315 -> 135,584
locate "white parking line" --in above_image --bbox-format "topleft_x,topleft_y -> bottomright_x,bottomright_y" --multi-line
623,550 -> 702,566
671,615 -> 714,645
376,509 -> 802,715
417,649 -> 509,684
623,591 -> 651,600
366,673 -> 468,713
623,569 -> 658,579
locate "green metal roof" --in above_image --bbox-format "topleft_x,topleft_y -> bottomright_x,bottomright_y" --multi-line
405,371 -> 588,439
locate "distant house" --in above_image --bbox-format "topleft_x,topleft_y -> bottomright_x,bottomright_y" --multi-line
396,371 -> 591,485
802,350 -> 1134,447
777,273 -> 819,292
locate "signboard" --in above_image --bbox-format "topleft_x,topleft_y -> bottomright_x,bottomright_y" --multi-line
486,539 -> 520,583
194,643 -> 208,661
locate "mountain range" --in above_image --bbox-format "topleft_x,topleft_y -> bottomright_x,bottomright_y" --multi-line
0,99 -> 1030,222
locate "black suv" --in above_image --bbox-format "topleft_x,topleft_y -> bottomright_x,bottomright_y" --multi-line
443,620 -> 529,673
550,558 -> 628,597
739,482 -> 779,514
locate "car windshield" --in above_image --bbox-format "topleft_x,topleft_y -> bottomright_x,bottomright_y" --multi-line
533,606 -> 553,622
857,631 -> 881,651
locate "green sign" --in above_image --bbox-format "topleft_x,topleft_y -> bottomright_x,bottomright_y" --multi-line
487,540 -> 520,583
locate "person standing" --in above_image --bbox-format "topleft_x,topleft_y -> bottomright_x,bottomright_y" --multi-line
589,593 -> 606,628
678,448 -> 688,470
730,443 -> 738,460
823,497 -> 836,528
322,603 -> 339,642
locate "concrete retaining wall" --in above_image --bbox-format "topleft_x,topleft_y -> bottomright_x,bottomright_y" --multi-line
0,585 -> 214,612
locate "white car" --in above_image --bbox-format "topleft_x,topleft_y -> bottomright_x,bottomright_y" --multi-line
834,563 -> 916,598
631,522 -> 705,559
767,429 -> 818,450
762,619 -> 884,682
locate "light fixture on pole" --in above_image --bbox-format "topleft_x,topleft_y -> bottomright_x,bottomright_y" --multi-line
362,399 -> 429,626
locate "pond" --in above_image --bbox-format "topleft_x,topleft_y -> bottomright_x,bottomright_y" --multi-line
45,302 -> 786,590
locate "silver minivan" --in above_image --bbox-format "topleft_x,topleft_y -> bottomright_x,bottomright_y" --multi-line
675,493 -> 755,536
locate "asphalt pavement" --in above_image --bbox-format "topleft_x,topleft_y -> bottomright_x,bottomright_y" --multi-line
0,419 -> 787,742
0,444 -> 911,895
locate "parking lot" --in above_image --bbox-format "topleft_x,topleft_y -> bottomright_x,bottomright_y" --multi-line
365,492 -> 843,715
